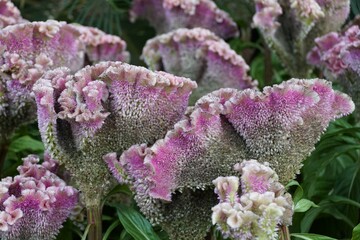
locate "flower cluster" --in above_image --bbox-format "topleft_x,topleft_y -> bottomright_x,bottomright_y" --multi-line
107,78 -> 354,239
212,160 -> 293,240
0,155 -> 78,240
130,0 -> 238,39
0,0 -> 26,28
71,24 -> 130,64
142,27 -> 257,102
0,20 -> 85,145
307,25 -> 360,120
307,25 -> 360,76
33,61 -> 196,208
253,0 -> 282,34
252,0 -> 350,77
0,19 -> 130,149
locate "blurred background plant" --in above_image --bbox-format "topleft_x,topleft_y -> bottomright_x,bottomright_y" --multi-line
3,0 -> 360,239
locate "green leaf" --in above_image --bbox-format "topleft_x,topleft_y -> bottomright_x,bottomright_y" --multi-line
329,195 -> 360,209
102,220 -> 121,240
120,229 -> 134,240
352,223 -> 360,240
286,180 -> 300,189
293,185 -> 304,204
9,135 -> 44,153
81,224 -> 91,240
295,199 -> 319,213
291,233 -> 337,240
116,204 -> 160,240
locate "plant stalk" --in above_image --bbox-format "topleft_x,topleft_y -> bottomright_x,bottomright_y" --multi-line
87,204 -> 102,240
0,141 -> 9,177
279,225 -> 290,240
264,43 -> 273,87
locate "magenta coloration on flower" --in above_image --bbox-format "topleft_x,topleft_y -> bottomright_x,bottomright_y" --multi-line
0,155 -> 78,240
290,0 -> 324,20
212,160 -> 293,240
307,26 -> 360,76
130,0 -> 238,39
253,0 -> 282,34
110,78 -> 353,239
0,20 -> 85,145
0,0 -> 27,29
142,28 -> 256,102
71,24 -> 130,64
252,0 -> 350,77
307,25 -> 360,121
33,61 -> 196,207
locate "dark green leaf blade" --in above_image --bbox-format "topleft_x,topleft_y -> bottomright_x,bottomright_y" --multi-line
116,204 -> 160,240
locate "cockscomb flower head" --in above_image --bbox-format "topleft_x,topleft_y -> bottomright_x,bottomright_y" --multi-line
252,0 -> 350,77
0,0 -> 27,29
307,25 -> 360,120
212,160 -> 293,240
130,0 -> 238,39
33,61 -> 196,207
0,155 -> 78,240
107,78 -> 353,239
142,28 -> 256,103
0,20 -> 85,145
71,24 -> 130,64
253,0 -> 282,34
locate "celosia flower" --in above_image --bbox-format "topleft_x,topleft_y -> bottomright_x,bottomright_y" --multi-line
106,78 -> 353,239
0,20 -> 85,146
142,28 -> 257,103
0,20 -> 131,153
212,160 -> 293,240
252,0 -> 350,77
33,61 -> 196,208
252,0 -> 282,34
0,0 -> 26,29
130,0 -> 238,39
307,25 -> 360,120
71,24 -> 130,64
0,155 -> 78,240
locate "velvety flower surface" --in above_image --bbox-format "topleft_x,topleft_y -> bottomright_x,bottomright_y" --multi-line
71,24 -> 130,64
142,28 -> 257,103
106,78 -> 353,239
0,20 -> 85,144
0,155 -> 78,240
307,25 -> 360,120
33,61 -> 196,207
252,0 -> 350,77
0,0 -> 26,28
212,160 -> 293,240
130,0 -> 238,39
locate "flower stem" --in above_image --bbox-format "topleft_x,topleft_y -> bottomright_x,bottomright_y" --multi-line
0,141 -> 9,177
279,225 -> 290,240
87,205 -> 102,240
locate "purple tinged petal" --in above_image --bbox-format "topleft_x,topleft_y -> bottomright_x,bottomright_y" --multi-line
130,0 -> 238,39
253,0 -> 349,77
212,160 -> 293,239
0,20 -> 85,144
142,28 -> 256,102
225,79 -> 354,182
306,25 -> 360,120
114,78 -> 353,239
252,0 -> 282,34
71,24 -> 130,64
0,0 -> 27,29
121,78 -> 353,205
290,0 -> 324,20
0,155 -> 78,240
34,61 -> 196,206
